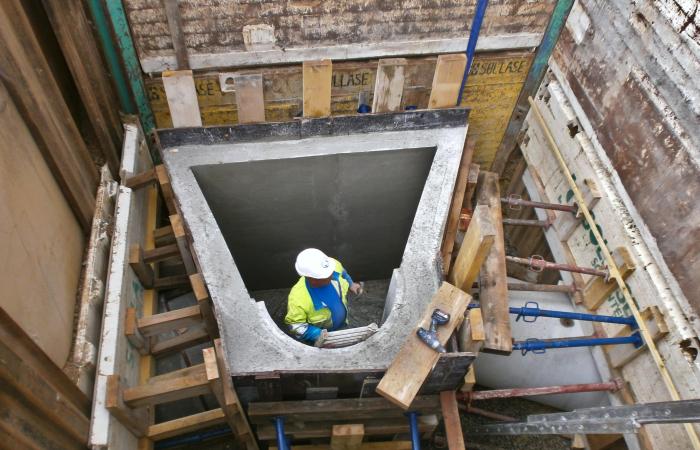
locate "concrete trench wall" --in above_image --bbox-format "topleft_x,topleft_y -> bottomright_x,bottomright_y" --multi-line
161,112 -> 468,379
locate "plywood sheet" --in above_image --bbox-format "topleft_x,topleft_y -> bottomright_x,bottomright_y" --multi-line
0,81 -> 84,367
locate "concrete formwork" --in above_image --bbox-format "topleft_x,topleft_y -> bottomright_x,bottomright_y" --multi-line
160,111 -> 468,379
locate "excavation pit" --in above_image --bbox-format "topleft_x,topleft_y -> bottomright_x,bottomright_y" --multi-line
160,111 -> 469,392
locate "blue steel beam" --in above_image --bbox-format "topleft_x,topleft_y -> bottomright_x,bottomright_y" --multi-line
491,0 -> 575,173
104,0 -> 155,134
510,303 -> 637,327
456,0 -> 489,105
513,333 -> 643,355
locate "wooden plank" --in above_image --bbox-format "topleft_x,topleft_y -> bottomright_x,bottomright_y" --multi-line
476,172 -> 512,354
372,58 -> 407,113
170,214 -> 197,274
204,342 -> 258,449
105,375 -> 148,437
129,244 -> 155,288
428,54 -> 466,109
464,164 -> 480,210
91,123 -> 152,448
143,243 -> 181,264
233,73 -> 266,123
125,307 -> 150,355
0,387 -> 85,450
151,326 -> 210,356
122,363 -> 209,408
162,70 -> 202,127
42,0 -> 122,174
461,366 -> 476,392
606,306 -> 668,369
125,168 -> 157,190
190,273 -> 219,337
584,247 -> 636,311
153,274 -> 191,290
155,164 -> 178,216
449,204 -> 495,291
442,138 -> 477,274
148,408 -> 226,441
259,416 -> 438,440
303,60 -> 332,117
0,312 -> 90,443
163,0 -> 189,69
331,424 -> 364,450
440,391 -> 465,450
468,309 -> 485,341
376,283 -> 469,409
248,396 -> 441,424
0,3 -> 97,228
65,166 -> 117,396
137,305 -> 202,337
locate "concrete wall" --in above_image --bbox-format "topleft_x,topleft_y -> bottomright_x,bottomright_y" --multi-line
552,0 -> 699,312
0,80 -> 84,368
125,0 -> 555,71
193,147 -> 435,290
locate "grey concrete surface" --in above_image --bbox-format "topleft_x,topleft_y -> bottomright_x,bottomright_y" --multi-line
193,148 -> 435,290
163,126 -> 467,375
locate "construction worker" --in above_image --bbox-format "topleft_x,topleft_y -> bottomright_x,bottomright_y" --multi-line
285,248 -> 362,344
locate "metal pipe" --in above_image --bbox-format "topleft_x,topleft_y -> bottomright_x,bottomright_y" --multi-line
501,196 -> 578,213
85,0 -> 136,114
104,0 -> 156,133
507,282 -> 577,293
456,0 -> 489,105
459,379 -> 623,402
513,333 -> 642,354
502,218 -> 551,229
506,255 -> 608,278
460,405 -> 517,422
406,411 -> 421,450
273,416 -> 289,450
509,304 -> 636,327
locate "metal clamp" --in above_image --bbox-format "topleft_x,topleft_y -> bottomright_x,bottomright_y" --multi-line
507,194 -> 523,210
515,301 -> 540,323
528,255 -> 545,272
521,338 -> 546,356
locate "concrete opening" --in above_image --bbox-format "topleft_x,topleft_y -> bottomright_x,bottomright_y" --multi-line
161,111 -> 468,377
192,148 -> 436,329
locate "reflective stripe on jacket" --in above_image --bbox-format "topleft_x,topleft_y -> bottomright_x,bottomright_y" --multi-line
285,258 -> 350,339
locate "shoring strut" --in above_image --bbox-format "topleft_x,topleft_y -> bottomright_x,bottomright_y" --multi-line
506,255 -> 608,278
458,379 -> 623,402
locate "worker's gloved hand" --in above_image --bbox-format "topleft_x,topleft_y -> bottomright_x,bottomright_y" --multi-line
301,324 -> 322,343
350,282 -> 363,296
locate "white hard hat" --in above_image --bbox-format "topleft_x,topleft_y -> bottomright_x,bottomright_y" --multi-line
295,248 -> 334,279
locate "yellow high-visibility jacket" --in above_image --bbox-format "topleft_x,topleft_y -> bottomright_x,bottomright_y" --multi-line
284,258 -> 350,341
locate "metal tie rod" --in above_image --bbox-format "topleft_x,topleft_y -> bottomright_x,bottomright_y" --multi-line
506,255 -> 608,278
466,399 -> 700,435
501,195 -> 578,213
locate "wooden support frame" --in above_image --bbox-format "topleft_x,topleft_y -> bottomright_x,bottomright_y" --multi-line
147,408 -> 226,441
428,54 -> 467,109
137,305 -> 202,337
190,273 -> 220,337
584,247 -> 636,311
372,58 -> 407,113
170,214 -> 197,274
442,138 -> 477,274
303,60 -> 332,117
162,70 -> 202,127
331,424 -> 365,449
376,283 -> 469,409
440,391 -> 465,450
122,364 -> 210,408
476,171 -> 512,354
203,339 -> 259,449
449,204 -> 495,291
